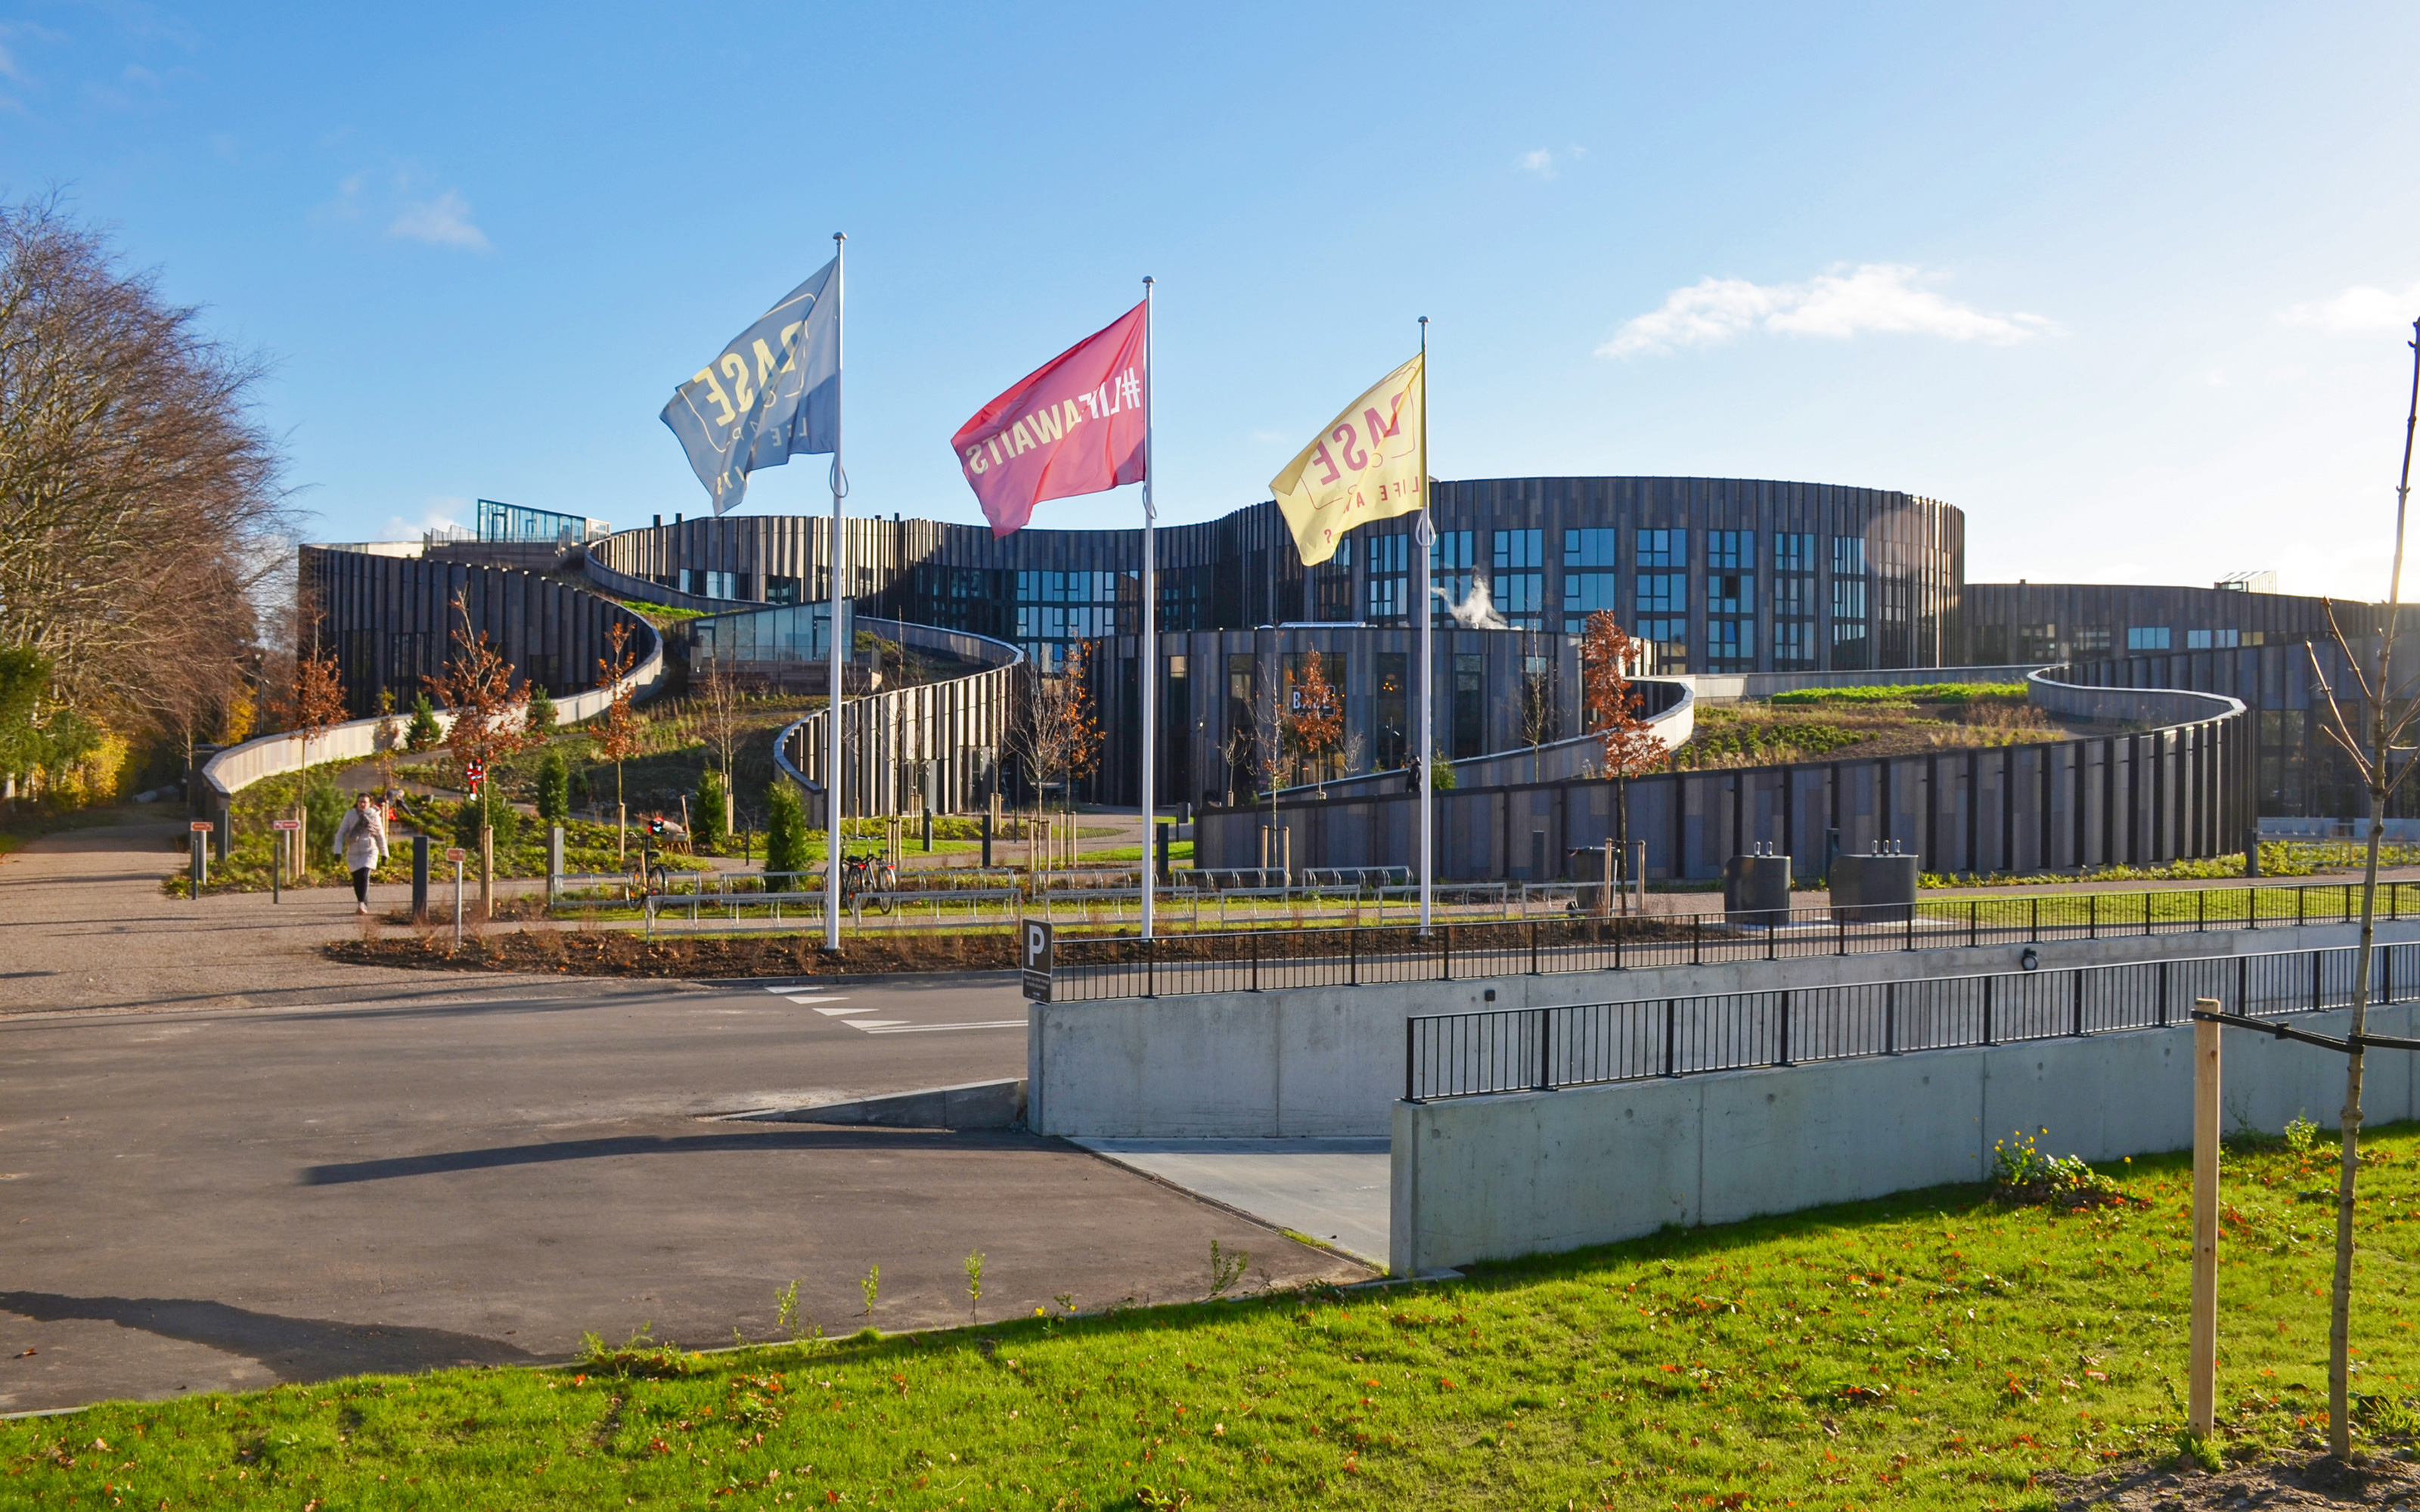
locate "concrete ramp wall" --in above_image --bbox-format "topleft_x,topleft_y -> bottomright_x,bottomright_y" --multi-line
1390,1002 -> 2418,1275
1028,921 -> 2418,1139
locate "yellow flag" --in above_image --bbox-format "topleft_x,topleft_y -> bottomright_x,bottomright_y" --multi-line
1268,352 -> 1425,567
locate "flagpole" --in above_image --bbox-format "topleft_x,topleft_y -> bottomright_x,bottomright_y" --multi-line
824,231 -> 847,953
1416,315 -> 1433,936
1140,277 -> 1158,941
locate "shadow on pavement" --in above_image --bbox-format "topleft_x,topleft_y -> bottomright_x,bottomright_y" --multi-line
297,1126 -> 1045,1185
0,1291 -> 541,1380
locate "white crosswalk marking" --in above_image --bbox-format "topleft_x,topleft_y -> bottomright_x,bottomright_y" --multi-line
849,1019 -> 1027,1034
783,996 -> 848,1005
813,1006 -> 873,1017
839,1019 -> 908,1030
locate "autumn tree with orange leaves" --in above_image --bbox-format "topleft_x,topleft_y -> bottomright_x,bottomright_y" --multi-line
1284,649 -> 1344,798
1581,611 -> 1668,906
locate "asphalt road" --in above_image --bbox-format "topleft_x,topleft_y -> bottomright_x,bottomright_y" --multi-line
0,952 -> 1364,1414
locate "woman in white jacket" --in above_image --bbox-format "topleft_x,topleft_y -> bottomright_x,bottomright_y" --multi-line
333,794 -> 389,916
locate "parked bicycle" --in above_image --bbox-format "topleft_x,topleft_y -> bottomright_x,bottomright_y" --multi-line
839,851 -> 897,914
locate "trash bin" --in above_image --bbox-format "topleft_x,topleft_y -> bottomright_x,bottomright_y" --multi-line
1723,848 -> 1793,926
1830,845 -> 1919,925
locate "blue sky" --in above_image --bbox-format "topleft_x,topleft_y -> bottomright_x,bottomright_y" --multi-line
5,2 -> 2418,598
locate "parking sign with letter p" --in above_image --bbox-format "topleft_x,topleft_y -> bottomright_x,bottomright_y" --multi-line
1020,920 -> 1055,1003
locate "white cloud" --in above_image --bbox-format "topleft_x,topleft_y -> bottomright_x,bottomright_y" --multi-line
1598,263 -> 2055,357
2280,282 -> 2420,335
387,188 -> 489,250
1518,148 -> 1557,180
380,501 -> 467,542
1250,427 -> 1289,445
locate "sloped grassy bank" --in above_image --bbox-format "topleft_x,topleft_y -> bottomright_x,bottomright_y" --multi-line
11,1126 -> 2420,1508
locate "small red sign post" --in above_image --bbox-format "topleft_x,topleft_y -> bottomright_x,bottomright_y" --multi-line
270,817 -> 300,903
188,821 -> 213,897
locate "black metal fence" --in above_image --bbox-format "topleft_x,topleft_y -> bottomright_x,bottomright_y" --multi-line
1404,941 -> 2417,1101
1049,880 -> 2420,1002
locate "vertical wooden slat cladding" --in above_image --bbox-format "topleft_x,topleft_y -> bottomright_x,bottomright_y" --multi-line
299,546 -> 656,720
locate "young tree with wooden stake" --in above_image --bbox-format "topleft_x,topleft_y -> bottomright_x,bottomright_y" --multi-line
693,655 -> 748,836
591,621 -> 644,863
2303,318 -> 2420,1462
1518,632 -> 1559,784
1283,649 -> 1343,798
289,643 -> 347,880
427,595 -> 529,917
1581,611 -> 1668,911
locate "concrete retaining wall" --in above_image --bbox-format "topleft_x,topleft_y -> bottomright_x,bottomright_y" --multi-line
1026,921 -> 2419,1139
1391,1000 -> 2419,1275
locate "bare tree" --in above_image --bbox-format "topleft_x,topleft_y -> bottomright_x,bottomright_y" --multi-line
0,194 -> 296,754
1250,671 -> 1288,838
591,620 -> 645,859
1519,635 -> 1559,782
692,654 -> 749,833
2301,318 -> 2420,1462
1002,644 -> 1103,867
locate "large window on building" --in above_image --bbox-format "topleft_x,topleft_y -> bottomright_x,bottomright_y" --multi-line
1564,528 -> 1618,567
2017,623 -> 2059,662
2186,628 -> 2242,649
1364,532 -> 1411,623
1222,654 -> 1256,804
1491,529 -> 1543,629
2127,626 -> 2173,652
1773,619 -> 1816,669
2072,627 -> 2112,656
1562,572 -> 1619,634
1375,652 -> 1408,770
1638,617 -> 1688,671
1430,529 -> 1474,613
1452,652 -> 1485,761
1311,538 -> 1354,621
1021,565 -> 1132,648
1637,572 -> 1687,615
1637,529 -> 1686,569
1705,617 -> 1750,672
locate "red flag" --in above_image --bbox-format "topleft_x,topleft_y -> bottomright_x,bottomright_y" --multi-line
952,302 -> 1148,538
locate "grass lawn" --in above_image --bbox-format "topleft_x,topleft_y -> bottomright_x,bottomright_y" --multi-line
14,1126 -> 2420,1508
1916,878 -> 2420,931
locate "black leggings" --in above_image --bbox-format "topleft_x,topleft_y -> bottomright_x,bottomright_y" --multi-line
351,866 -> 371,903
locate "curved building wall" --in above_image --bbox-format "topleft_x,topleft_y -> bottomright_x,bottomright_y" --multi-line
1964,581 -> 2341,665
588,477 -> 1963,807
300,546 -> 659,719
589,478 -> 1965,679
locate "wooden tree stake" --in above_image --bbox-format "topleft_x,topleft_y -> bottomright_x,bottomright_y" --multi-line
2190,997 -> 2222,1439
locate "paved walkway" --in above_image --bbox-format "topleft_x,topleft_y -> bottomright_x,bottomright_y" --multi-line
1073,1139 -> 1392,1269
0,822 -> 1373,1412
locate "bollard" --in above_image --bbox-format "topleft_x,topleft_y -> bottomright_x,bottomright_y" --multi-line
411,835 -> 430,923
922,807 -> 932,853
982,809 -> 993,869
1155,820 -> 1171,888
453,854 -> 464,948
480,826 -> 494,920
548,826 -> 565,904
190,829 -> 206,899
272,842 -> 281,905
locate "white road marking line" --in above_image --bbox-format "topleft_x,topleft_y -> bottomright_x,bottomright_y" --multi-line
813,1006 -> 875,1017
783,996 -> 849,1005
851,1019 -> 1028,1034
839,1019 -> 909,1030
